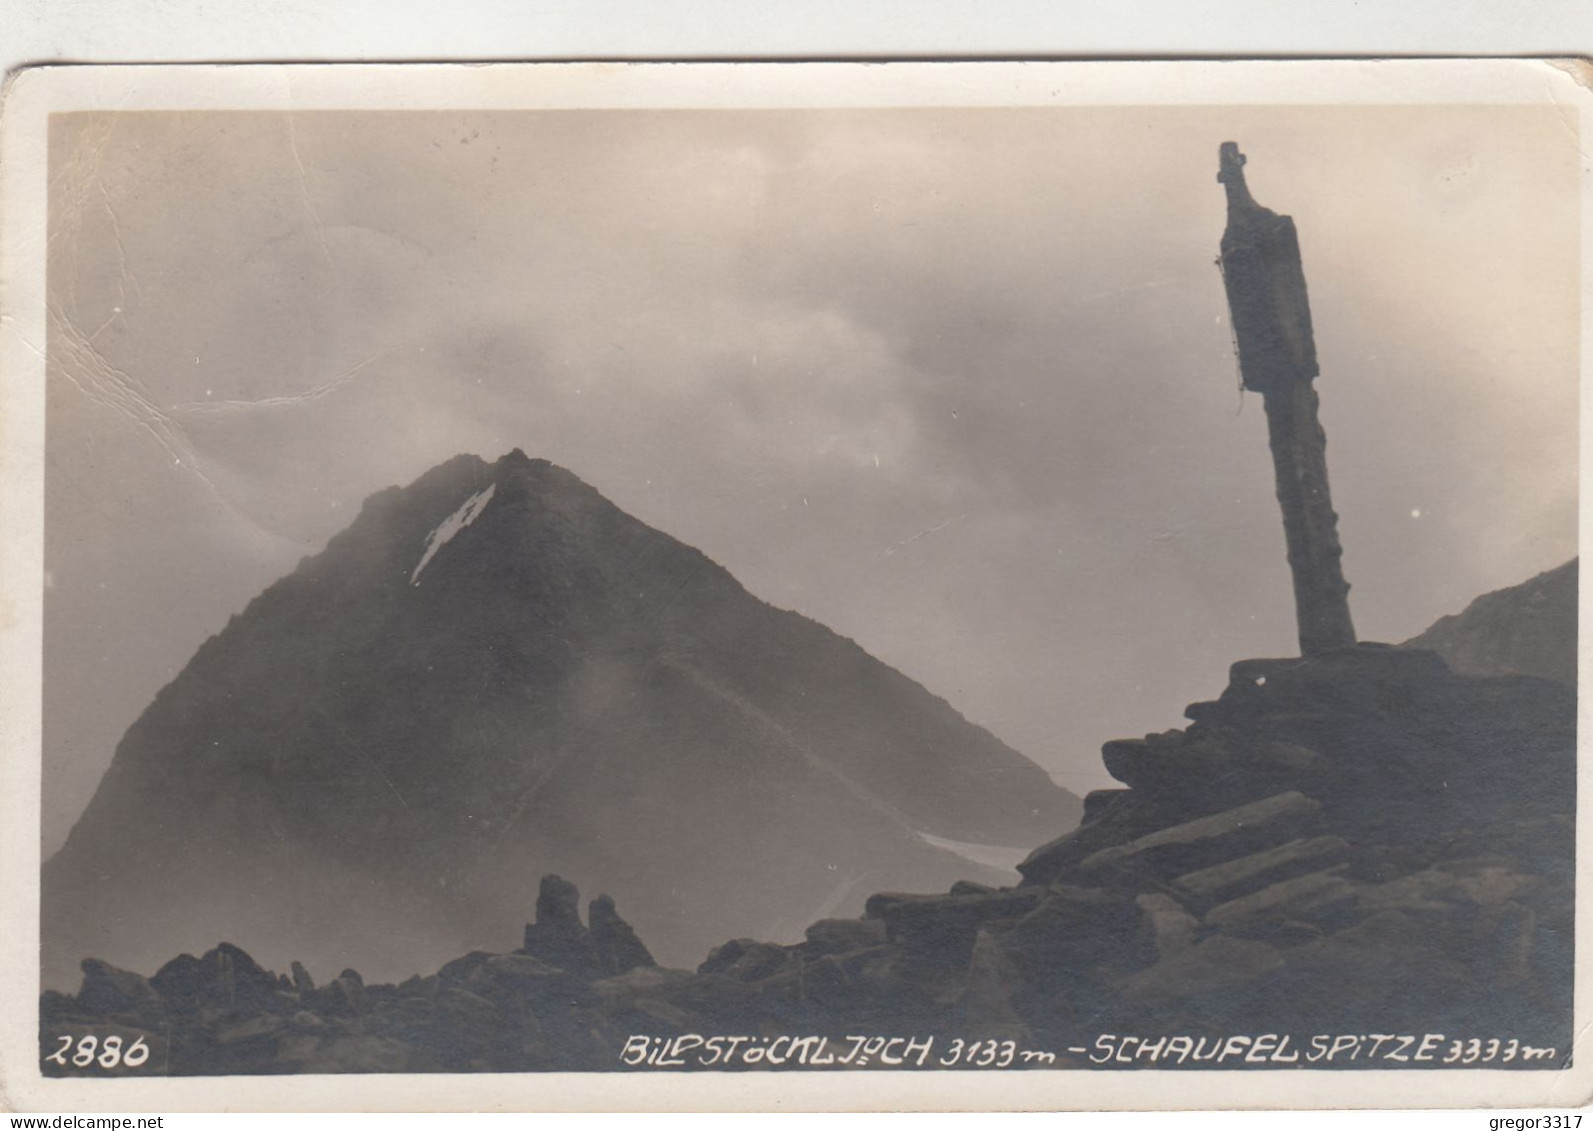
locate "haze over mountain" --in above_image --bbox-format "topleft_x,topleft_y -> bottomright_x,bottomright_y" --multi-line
42,451 -> 1080,989
1401,558 -> 1576,686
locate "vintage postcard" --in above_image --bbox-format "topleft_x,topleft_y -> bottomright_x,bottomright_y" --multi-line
0,59 -> 1587,1113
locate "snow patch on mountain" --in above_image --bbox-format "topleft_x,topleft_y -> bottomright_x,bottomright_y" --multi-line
411,484 -> 496,585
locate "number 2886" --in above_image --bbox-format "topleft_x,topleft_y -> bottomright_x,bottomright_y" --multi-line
44,1033 -> 151,1070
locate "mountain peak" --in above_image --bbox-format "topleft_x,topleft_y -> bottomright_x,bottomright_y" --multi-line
44,450 -> 1081,987
493,447 -> 560,481
497,447 -> 537,468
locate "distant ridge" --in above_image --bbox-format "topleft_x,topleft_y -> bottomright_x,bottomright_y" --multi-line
1402,559 -> 1576,686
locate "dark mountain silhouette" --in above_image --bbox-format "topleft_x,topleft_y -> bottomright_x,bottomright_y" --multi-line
1401,559 -> 1576,686
43,450 -> 1080,989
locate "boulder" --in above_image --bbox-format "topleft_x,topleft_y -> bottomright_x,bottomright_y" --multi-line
1119,934 -> 1285,1007
306,1034 -> 411,1074
697,939 -> 792,983
620,994 -> 698,1033
1101,729 -> 1244,798
957,928 -> 1028,1038
434,984 -> 508,1029
1078,791 -> 1322,882
195,943 -> 280,1008
592,966 -> 693,1012
290,961 -> 315,993
1468,902 -> 1539,986
436,951 -> 497,984
653,971 -> 761,1020
1354,868 -> 1463,916
879,889 -> 1048,968
1107,725 -> 1329,814
76,958 -> 158,1016
1222,647 -> 1452,722
309,970 -> 367,1017
522,874 -> 600,974
1252,740 -> 1321,773
1174,646 -> 1575,844
482,952 -> 563,982
997,885 -> 1152,989
472,953 -> 599,1012
834,944 -> 894,983
1173,835 -> 1350,903
1019,781 -> 1225,886
392,974 -> 432,999
588,894 -> 656,975
804,917 -> 888,956
753,952 -> 854,1011
1081,788 -> 1133,824
288,1009 -> 329,1033
1273,910 -> 1477,1029
39,990 -> 76,1021
154,946 -> 276,1010
152,943 -> 280,1013
213,1013 -> 287,1048
1135,893 -> 1200,960
535,873 -> 582,929
863,892 -> 922,918
1443,859 -> 1547,907
950,880 -> 997,897
1357,859 -> 1544,919
1204,868 -> 1359,937
149,953 -> 204,1005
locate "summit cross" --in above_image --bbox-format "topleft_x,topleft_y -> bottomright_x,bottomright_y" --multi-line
1216,142 -> 1357,656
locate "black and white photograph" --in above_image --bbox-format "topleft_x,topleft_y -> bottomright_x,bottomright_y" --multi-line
0,60 -> 1586,1112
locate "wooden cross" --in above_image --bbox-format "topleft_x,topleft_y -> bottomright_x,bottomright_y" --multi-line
1216,142 -> 1357,656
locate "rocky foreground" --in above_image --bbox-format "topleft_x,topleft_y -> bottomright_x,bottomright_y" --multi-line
42,645 -> 1574,1073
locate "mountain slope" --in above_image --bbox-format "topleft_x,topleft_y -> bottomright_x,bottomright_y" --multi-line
43,450 -> 1080,988
1402,559 -> 1576,685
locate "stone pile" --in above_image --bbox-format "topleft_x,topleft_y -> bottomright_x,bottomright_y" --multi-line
670,646 -> 1573,1049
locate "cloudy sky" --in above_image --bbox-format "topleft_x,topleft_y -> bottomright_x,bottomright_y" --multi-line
43,101 -> 1579,854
